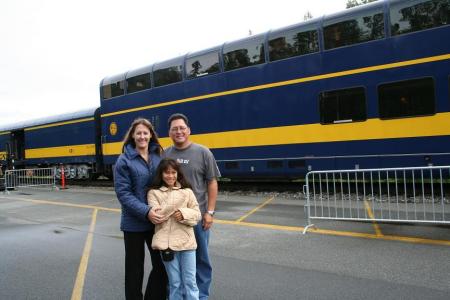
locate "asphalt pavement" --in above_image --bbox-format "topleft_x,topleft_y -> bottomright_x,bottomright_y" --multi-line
0,187 -> 449,299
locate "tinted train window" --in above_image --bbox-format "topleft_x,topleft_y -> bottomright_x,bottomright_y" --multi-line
127,73 -> 151,93
378,77 -> 435,119
186,52 -> 220,79
390,0 -> 450,36
324,8 -> 384,50
269,27 -> 319,61
267,160 -> 283,169
223,38 -> 265,71
225,162 -> 239,169
288,160 -> 305,169
319,87 -> 366,124
102,81 -> 125,100
153,65 -> 182,87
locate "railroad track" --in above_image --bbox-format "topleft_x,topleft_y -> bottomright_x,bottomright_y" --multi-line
65,179 -> 304,193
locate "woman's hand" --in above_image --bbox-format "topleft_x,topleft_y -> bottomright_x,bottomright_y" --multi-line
148,207 -> 165,224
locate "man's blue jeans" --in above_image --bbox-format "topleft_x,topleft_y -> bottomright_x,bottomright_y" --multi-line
194,222 -> 212,300
162,250 -> 199,300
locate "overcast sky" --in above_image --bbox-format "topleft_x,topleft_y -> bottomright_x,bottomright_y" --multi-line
0,0 -> 346,127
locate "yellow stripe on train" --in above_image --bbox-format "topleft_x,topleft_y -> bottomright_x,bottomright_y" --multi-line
102,113 -> 450,156
100,53 -> 450,119
25,144 -> 96,159
25,118 -> 95,131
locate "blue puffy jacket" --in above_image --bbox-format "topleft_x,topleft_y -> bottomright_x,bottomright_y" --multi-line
114,143 -> 162,232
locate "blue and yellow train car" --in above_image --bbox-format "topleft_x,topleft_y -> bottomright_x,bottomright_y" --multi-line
0,108 -> 101,179
99,0 -> 450,180
0,130 -> 11,171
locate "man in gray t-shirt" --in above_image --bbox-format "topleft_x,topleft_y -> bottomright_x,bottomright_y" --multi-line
164,113 -> 220,300
165,143 -> 220,214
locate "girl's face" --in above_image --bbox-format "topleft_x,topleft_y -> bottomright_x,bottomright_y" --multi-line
162,166 -> 177,187
132,124 -> 151,150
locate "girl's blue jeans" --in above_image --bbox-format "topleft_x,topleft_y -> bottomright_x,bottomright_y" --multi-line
162,249 -> 199,300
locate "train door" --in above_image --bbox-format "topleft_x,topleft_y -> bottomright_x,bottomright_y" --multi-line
10,130 -> 25,167
94,107 -> 104,177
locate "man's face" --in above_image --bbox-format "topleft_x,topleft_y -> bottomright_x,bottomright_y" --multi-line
169,118 -> 191,147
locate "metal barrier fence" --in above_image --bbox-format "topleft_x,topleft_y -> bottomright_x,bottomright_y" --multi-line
303,166 -> 450,233
4,168 -> 57,192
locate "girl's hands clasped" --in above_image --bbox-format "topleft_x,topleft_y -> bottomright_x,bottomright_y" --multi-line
173,210 -> 184,222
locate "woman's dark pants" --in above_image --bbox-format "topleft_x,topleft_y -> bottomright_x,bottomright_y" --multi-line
123,231 -> 168,300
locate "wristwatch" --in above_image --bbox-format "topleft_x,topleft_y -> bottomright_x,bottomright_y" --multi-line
207,210 -> 215,216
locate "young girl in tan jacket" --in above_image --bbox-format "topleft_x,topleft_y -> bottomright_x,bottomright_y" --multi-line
148,158 -> 201,300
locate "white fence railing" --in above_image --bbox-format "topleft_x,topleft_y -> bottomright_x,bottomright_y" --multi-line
303,166 -> 450,233
4,168 -> 57,192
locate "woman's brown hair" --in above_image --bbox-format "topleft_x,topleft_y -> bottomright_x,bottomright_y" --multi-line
122,118 -> 163,155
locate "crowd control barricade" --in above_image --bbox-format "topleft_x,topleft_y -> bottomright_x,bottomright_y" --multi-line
4,168 -> 57,192
303,166 -> 450,233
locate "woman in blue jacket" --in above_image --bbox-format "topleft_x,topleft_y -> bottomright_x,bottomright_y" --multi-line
114,118 -> 167,300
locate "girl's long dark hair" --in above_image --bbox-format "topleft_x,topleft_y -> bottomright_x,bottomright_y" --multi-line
151,158 -> 192,189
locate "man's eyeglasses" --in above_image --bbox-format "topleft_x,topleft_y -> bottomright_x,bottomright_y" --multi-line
170,126 -> 188,133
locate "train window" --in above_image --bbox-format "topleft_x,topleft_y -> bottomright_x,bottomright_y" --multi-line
269,26 -> 319,61
126,73 -> 151,93
102,81 -> 125,100
323,8 -> 384,50
153,63 -> 183,87
225,162 -> 239,169
186,52 -> 220,79
319,87 -> 367,124
288,160 -> 306,169
267,160 -> 283,169
390,0 -> 450,36
223,37 -> 265,71
378,77 -> 435,119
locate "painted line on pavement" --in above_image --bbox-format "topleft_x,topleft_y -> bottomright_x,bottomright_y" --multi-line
2,196 -> 449,247
0,196 -> 120,212
85,198 -> 117,206
235,195 -> 275,222
71,208 -> 98,300
364,200 -> 384,237
215,219 -> 450,247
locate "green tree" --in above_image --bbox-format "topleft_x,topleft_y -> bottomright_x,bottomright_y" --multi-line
346,0 -> 378,9
304,11 -> 313,21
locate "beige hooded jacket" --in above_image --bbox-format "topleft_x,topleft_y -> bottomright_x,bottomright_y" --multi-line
148,184 -> 201,251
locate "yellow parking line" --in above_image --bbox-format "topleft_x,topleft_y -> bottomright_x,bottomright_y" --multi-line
0,196 -> 120,213
71,208 -> 98,300
2,196 -> 449,247
236,195 -> 275,222
85,198 -> 117,206
364,200 -> 383,237
215,220 -> 450,247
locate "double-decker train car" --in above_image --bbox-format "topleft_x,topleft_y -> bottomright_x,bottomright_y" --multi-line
99,0 -> 450,179
1,0 -> 449,181
0,108 -> 101,179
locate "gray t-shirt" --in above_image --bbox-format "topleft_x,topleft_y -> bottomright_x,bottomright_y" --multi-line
164,143 -> 221,213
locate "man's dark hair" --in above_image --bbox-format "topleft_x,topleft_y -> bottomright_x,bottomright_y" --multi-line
168,113 -> 190,129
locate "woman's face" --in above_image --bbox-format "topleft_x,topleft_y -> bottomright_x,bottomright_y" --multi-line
132,124 -> 151,150
162,166 -> 177,187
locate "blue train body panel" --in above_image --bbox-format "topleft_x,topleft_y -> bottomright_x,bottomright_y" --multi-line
99,0 -> 450,179
0,108 -> 98,168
